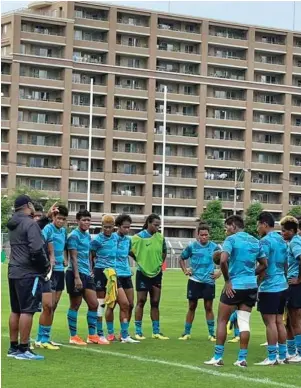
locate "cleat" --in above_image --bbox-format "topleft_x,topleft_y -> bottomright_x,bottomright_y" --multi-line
277,358 -> 289,365
34,341 -> 41,348
234,360 -> 247,368
14,350 -> 44,360
227,322 -> 233,335
7,347 -> 19,358
135,334 -> 146,340
255,358 -> 278,366
152,333 -> 169,340
204,357 -> 224,366
208,335 -> 216,342
286,352 -> 297,360
40,342 -> 60,350
50,341 -> 62,346
178,334 -> 191,340
69,335 -> 87,346
107,334 -> 119,342
228,336 -> 240,343
121,336 -> 140,343
288,355 -> 301,363
260,342 -> 268,347
30,343 -> 35,350
87,335 -> 110,345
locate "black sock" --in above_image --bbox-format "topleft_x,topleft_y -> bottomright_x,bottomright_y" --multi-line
10,341 -> 18,350
19,343 -> 29,353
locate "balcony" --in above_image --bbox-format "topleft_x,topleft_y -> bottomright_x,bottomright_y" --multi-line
205,156 -> 244,169
17,144 -> 62,155
69,192 -> 104,202
205,137 -> 245,149
72,82 -> 107,95
16,165 -> 62,177
117,18 -> 150,35
111,194 -> 145,205
207,53 -> 247,69
71,103 -> 107,116
152,196 -> 196,207
206,116 -> 246,129
204,199 -> 244,210
251,182 -> 283,192
158,23 -> 201,42
252,142 -> 283,152
1,143 -> 9,151
113,129 -> 147,141
74,9 -> 109,30
204,178 -> 235,189
116,42 -> 149,57
69,170 -> 104,180
156,110 -> 199,125
114,106 -> 147,120
206,96 -> 246,109
255,37 -> 286,53
20,31 -> 66,45
1,120 -> 10,128
115,85 -> 148,99
153,154 -> 198,165
208,30 -> 248,47
154,133 -> 198,146
253,101 -> 285,112
289,184 -> 301,194
253,118 -> 284,132
1,96 -> 10,106
153,174 -> 197,187
111,172 -> 146,183
251,161 -> 283,172
69,149 -> 105,159
254,58 -> 286,73
19,97 -> 64,111
19,75 -> 64,89
73,39 -> 109,52
157,46 -> 200,63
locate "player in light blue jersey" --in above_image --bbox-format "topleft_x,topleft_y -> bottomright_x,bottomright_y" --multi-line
91,214 -> 116,343
105,214 -> 139,344
255,212 -> 288,366
35,204 -> 68,350
281,216 -> 301,364
66,210 -> 104,346
205,215 -> 267,368
178,223 -> 221,341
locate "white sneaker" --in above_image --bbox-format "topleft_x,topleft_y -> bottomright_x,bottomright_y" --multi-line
234,360 -> 247,368
34,341 -> 41,348
121,336 -> 140,343
288,355 -> 301,363
254,358 -> 278,366
277,358 -> 289,365
287,352 -> 297,360
204,357 -> 224,366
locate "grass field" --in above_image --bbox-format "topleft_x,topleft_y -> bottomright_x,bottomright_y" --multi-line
1,265 -> 300,388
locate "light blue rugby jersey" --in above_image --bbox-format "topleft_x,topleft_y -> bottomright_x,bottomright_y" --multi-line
67,228 -> 91,276
114,232 -> 131,277
42,223 -> 67,272
91,232 -> 117,270
287,234 -> 301,280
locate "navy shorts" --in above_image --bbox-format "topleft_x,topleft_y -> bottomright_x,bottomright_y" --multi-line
257,290 -> 287,314
65,271 -> 95,297
9,277 -> 42,314
220,288 -> 258,308
117,276 -> 133,290
41,279 -> 52,293
187,279 -> 215,301
51,271 -> 65,292
94,268 -> 107,292
136,270 -> 162,292
287,283 -> 301,309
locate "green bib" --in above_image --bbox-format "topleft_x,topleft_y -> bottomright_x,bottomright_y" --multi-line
131,233 -> 164,278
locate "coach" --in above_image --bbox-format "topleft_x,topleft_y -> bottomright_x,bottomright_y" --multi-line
7,195 -> 50,360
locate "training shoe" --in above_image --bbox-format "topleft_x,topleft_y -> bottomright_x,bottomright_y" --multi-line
260,342 -> 268,347
286,352 -> 297,360
178,334 -> 191,340
226,321 -> 233,335
87,335 -> 110,345
228,336 -> 240,343
208,335 -> 216,342
14,350 -> 45,360
152,333 -> 169,340
69,335 -> 87,346
40,342 -> 60,350
288,355 -> 301,363
107,334 -> 119,342
34,341 -> 41,348
121,336 -> 140,343
7,347 -> 19,358
135,334 -> 146,340
204,357 -> 224,366
234,360 -> 247,368
277,358 -> 289,365
254,358 -> 278,366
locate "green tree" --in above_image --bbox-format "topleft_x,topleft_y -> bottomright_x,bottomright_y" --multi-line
288,206 -> 301,219
199,200 -> 225,243
244,202 -> 264,238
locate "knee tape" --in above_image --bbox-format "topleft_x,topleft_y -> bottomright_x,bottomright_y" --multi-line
97,299 -> 105,318
237,310 -> 251,332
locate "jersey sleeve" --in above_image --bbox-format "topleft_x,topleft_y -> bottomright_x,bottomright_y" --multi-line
90,236 -> 100,252
212,242 -> 220,252
181,244 -> 192,260
42,224 -> 53,244
291,240 -> 301,261
259,238 -> 270,259
222,236 -> 234,255
67,233 -> 78,251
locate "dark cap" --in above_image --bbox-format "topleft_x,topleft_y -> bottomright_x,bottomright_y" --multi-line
14,195 -> 33,210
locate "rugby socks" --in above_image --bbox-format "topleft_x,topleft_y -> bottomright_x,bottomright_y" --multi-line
121,322 -> 129,340
230,311 -> 237,324
40,325 -> 51,343
278,343 -> 287,361
184,322 -> 192,335
106,321 -> 114,335
36,325 -> 43,342
135,320 -> 143,335
267,345 -> 277,361
207,320 -> 215,337
10,341 -> 18,351
214,345 -> 224,360
97,320 -> 104,337
152,320 -> 160,335
238,348 -> 248,362
295,334 -> 301,356
234,327 -> 240,337
19,343 -> 29,353
287,339 -> 296,356
67,309 -> 78,337
87,311 -> 97,336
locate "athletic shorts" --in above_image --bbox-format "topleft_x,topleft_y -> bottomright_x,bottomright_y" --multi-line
9,277 -> 42,314
257,290 -> 287,315
287,283 -> 301,309
117,276 -> 133,290
65,271 -> 95,297
136,270 -> 162,292
41,279 -> 52,293
94,268 -> 107,292
51,271 -> 65,292
220,288 -> 258,308
187,279 -> 215,301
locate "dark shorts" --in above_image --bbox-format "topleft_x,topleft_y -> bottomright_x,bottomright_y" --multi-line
187,279 -> 215,301
136,270 -> 162,292
51,271 -> 65,292
287,283 -> 301,309
94,268 -> 107,292
220,288 -> 258,308
9,277 -> 42,314
41,279 -> 52,294
65,271 -> 96,297
117,276 -> 133,290
257,290 -> 287,315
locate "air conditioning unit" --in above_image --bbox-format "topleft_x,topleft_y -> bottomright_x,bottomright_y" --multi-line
153,170 -> 160,176
121,190 -> 125,195
168,193 -> 174,198
165,171 -> 170,176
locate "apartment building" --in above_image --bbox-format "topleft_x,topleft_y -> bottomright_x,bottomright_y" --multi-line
1,1 -> 301,236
